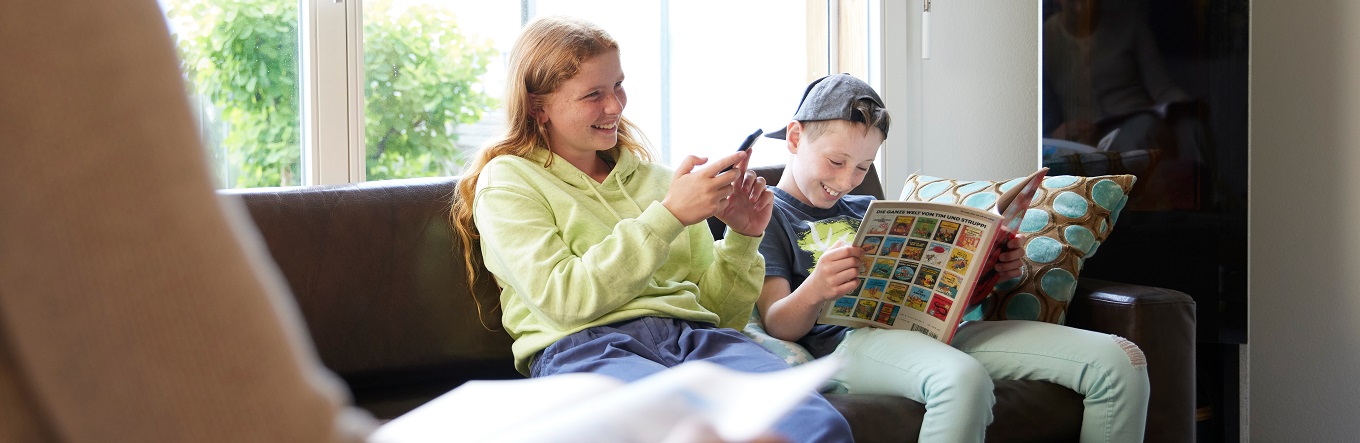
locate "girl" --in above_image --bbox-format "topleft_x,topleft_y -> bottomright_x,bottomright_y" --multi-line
449,16 -> 852,442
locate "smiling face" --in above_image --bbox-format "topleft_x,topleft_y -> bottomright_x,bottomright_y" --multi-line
535,49 -> 627,166
779,119 -> 884,208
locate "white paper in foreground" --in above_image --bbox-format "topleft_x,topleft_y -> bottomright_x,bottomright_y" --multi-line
370,355 -> 844,443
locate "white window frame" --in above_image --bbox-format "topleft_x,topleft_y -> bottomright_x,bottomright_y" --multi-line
297,0 -> 879,185
301,0 -> 365,185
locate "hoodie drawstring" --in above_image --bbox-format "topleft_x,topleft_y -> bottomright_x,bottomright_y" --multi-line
614,173 -> 645,215
588,184 -> 623,222
588,171 -> 646,224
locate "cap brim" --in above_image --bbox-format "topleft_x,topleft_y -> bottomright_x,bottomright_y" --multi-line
764,127 -> 788,140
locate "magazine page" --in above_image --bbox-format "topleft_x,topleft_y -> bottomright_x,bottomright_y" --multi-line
370,356 -> 844,443
994,168 -> 1050,231
820,201 -> 1002,342
962,168 -> 1049,306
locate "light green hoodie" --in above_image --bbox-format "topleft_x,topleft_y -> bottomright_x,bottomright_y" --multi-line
473,147 -> 765,375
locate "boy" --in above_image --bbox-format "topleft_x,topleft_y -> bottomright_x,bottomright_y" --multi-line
757,73 -> 1150,442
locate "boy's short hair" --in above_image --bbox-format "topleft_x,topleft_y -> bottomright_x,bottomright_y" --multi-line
766,73 -> 891,140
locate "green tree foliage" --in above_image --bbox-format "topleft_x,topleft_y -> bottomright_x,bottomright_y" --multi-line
165,0 -> 496,187
363,1 -> 497,180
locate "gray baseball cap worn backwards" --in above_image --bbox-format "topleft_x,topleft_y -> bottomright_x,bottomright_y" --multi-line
766,73 -> 889,140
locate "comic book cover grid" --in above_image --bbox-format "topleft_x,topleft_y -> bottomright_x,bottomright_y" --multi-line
829,211 -> 984,339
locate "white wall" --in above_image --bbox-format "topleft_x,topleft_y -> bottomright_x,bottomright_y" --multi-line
881,0 -> 1037,199
1250,1 -> 1360,440
885,0 -> 1360,440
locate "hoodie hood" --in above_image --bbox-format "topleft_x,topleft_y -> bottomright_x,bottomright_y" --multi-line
525,146 -> 648,223
528,146 -> 641,192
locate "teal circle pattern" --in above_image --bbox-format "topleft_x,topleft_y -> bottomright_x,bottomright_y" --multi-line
1004,293 -> 1042,321
918,181 -> 951,199
958,181 -> 991,195
1052,191 -> 1089,218
1085,240 -> 1101,258
900,182 -> 918,198
1111,195 -> 1128,225
931,194 -> 959,203
1043,175 -> 1079,188
1019,208 -> 1050,233
995,275 -> 1022,292
962,192 -> 998,209
1090,179 -> 1127,211
965,297 -> 995,321
963,304 -> 984,321
1025,237 -> 1063,264
1063,225 -> 1095,255
1040,268 -> 1077,302
998,176 -> 1024,192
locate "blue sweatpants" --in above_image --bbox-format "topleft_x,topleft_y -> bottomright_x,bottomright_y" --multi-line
531,316 -> 853,443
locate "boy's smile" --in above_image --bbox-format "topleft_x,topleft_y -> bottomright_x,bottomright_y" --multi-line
779,120 -> 884,208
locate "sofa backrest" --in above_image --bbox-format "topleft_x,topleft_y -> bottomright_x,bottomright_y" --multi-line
708,164 -> 885,238
220,177 -> 518,390
220,164 -> 884,389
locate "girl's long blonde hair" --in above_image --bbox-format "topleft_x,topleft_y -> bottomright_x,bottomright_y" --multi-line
450,16 -> 653,327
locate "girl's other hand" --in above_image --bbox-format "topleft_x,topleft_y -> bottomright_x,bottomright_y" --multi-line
662,150 -> 747,226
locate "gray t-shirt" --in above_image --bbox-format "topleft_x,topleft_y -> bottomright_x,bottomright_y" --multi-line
758,187 -> 875,357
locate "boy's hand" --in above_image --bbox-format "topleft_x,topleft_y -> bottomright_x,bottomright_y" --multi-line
967,232 -> 1025,308
715,145 -> 774,237
994,232 -> 1026,281
663,151 -> 749,226
804,241 -> 863,302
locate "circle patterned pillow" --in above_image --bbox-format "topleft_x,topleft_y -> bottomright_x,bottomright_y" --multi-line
899,173 -> 1136,324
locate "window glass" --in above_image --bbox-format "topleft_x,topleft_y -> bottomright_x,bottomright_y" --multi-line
161,0 -> 304,188
533,0 -> 813,167
161,1 -> 839,187
361,0 -> 510,180
363,0 -> 813,177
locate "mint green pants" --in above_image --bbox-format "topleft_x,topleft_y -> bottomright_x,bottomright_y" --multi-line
831,320 -> 1150,443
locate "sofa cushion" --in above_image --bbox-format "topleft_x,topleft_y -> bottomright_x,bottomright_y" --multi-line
829,379 -> 1083,443
221,177 -> 519,399
899,173 -> 1136,324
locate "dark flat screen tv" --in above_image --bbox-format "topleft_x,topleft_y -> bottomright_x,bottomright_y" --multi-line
1039,0 -> 1248,344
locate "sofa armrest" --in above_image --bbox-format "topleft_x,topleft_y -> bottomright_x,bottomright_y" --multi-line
1066,277 -> 1196,443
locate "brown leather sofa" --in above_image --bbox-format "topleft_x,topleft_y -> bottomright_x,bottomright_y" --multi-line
221,165 -> 1196,443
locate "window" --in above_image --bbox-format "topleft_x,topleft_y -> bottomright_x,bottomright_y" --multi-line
161,0 -> 304,188
359,0 -> 503,181
161,0 -> 878,188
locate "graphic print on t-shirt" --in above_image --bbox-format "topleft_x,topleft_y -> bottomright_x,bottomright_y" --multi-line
794,216 -> 861,276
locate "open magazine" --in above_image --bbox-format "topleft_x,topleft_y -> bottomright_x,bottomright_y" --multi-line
818,168 -> 1048,343
369,356 -> 844,443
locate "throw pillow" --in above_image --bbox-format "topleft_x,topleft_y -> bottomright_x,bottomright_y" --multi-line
742,312 -> 849,394
742,312 -> 815,366
898,172 -> 1136,324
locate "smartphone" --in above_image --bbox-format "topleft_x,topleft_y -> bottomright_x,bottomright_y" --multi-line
720,128 -> 764,173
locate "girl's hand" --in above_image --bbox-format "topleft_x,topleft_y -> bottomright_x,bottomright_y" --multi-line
714,144 -> 774,237
662,150 -> 748,226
